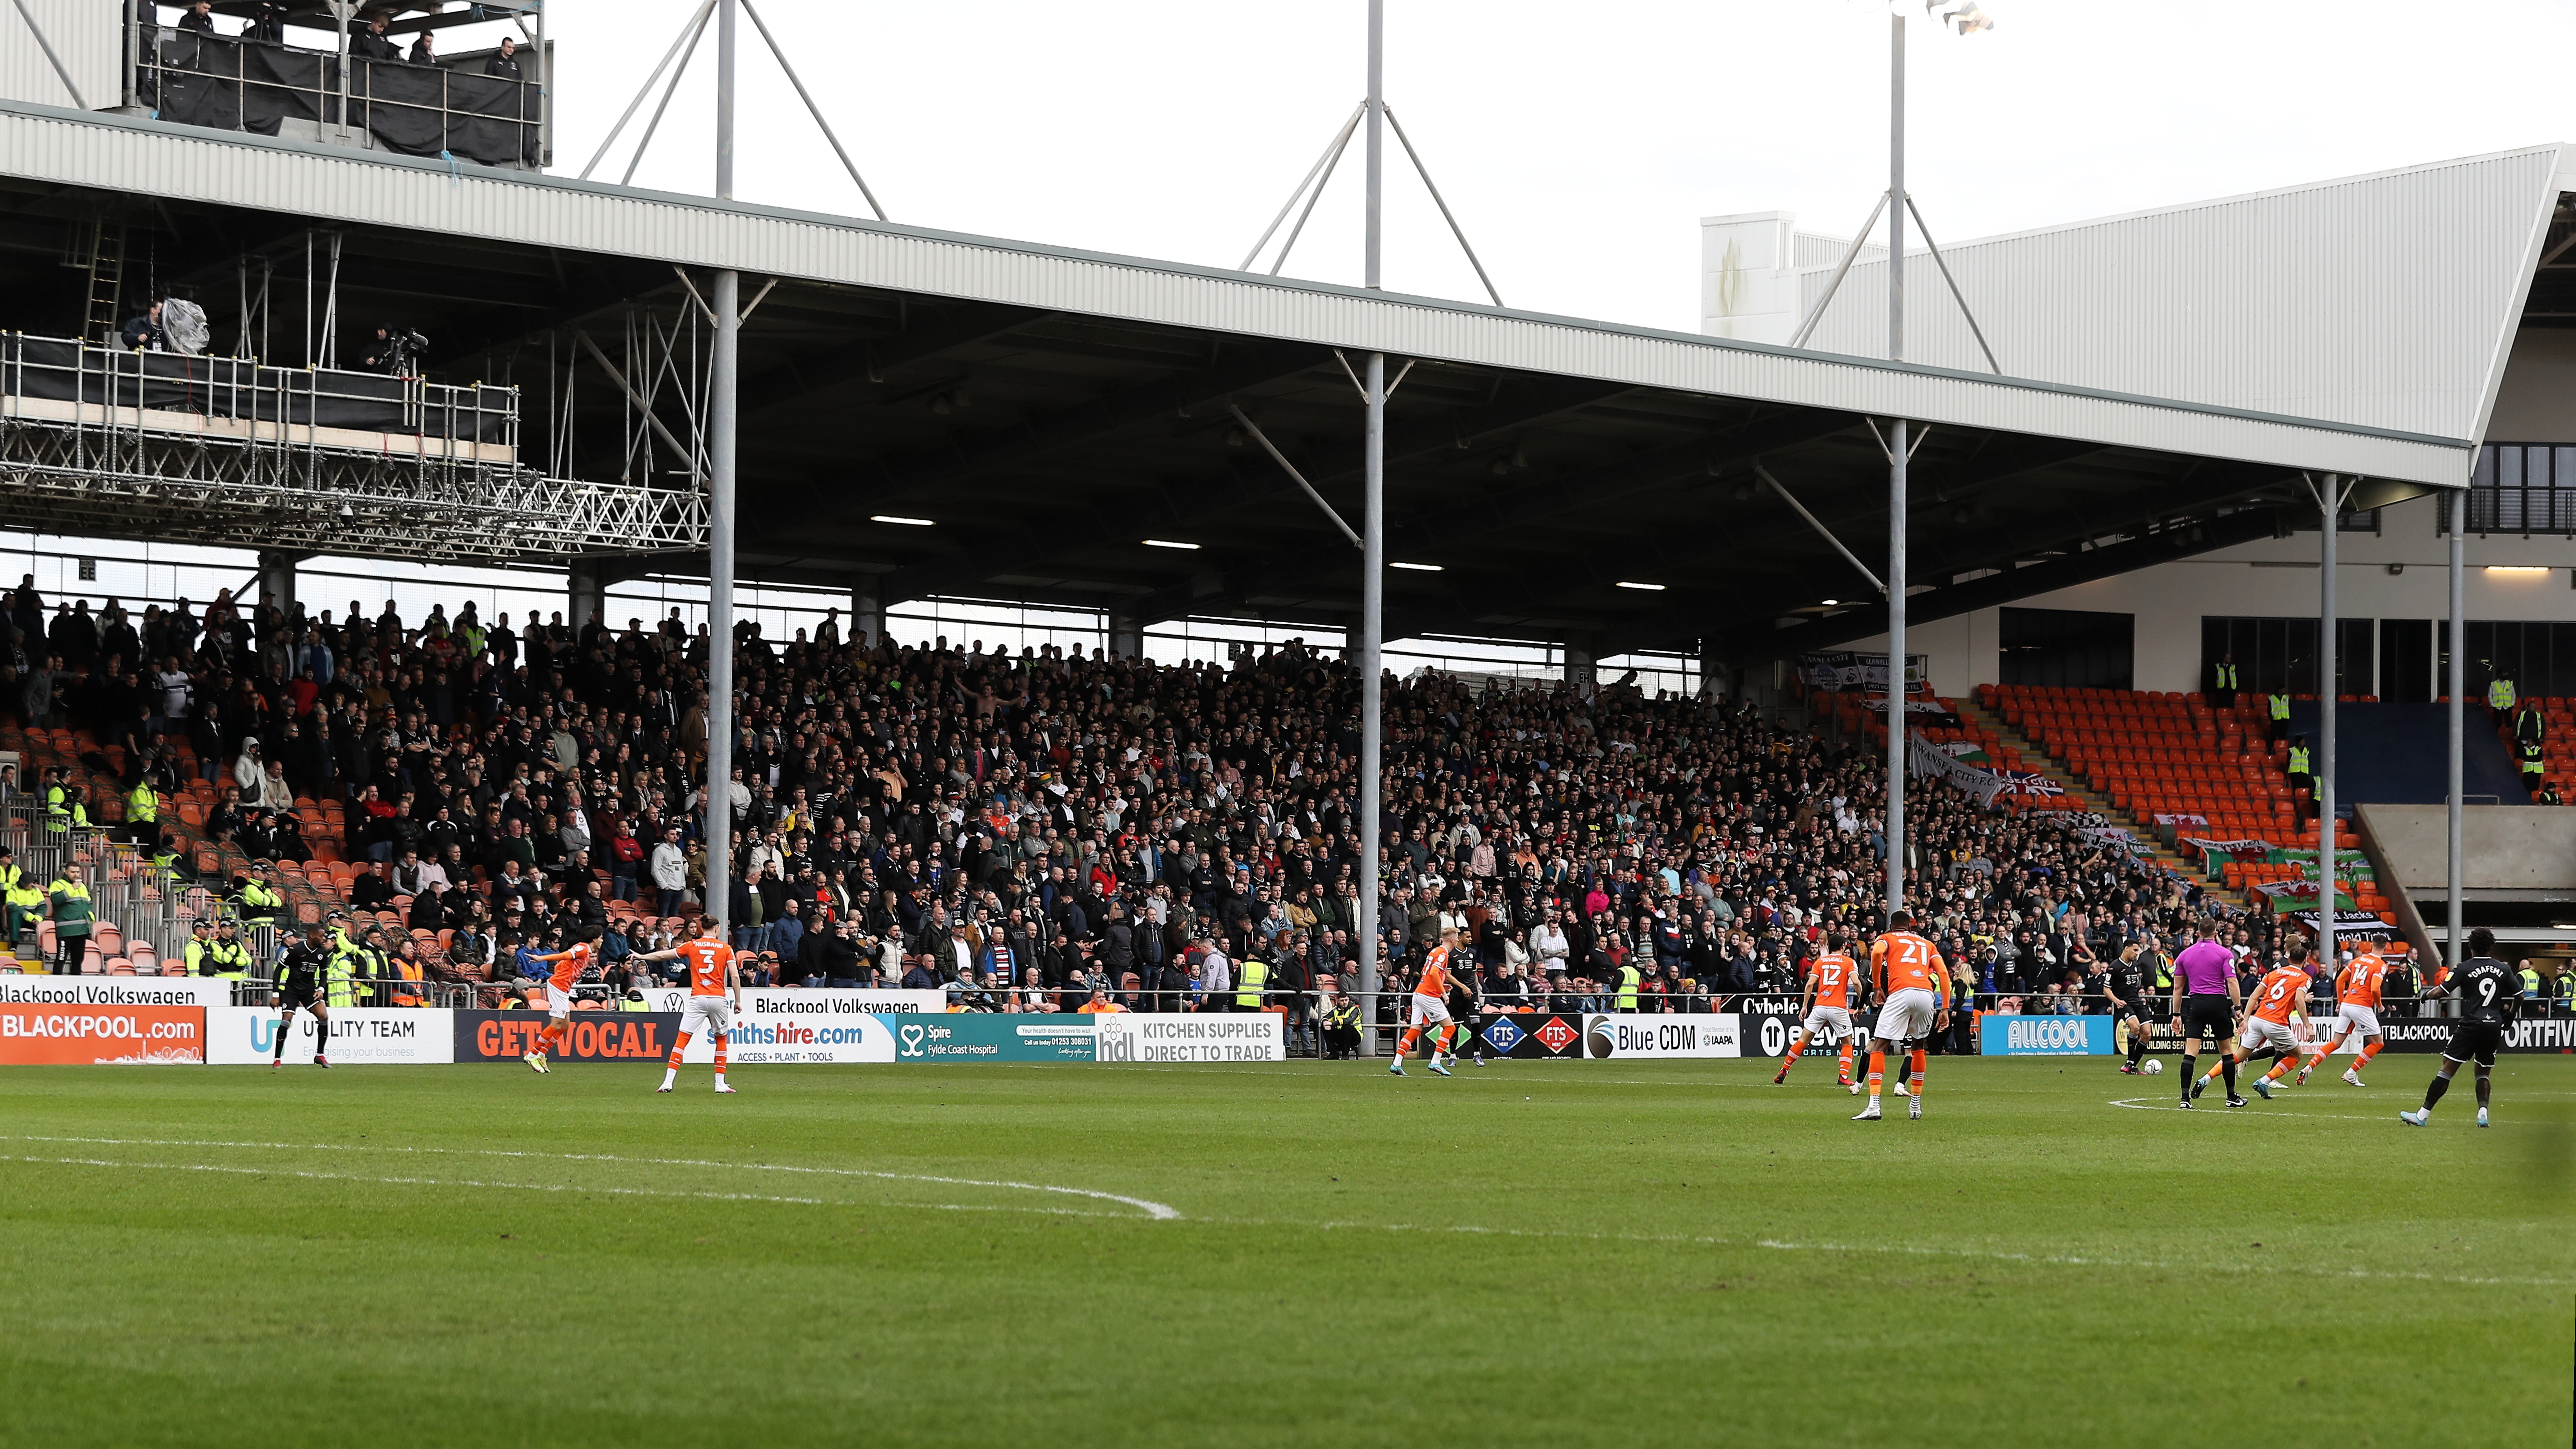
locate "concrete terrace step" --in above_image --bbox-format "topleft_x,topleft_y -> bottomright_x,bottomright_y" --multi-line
1953,698 -> 2235,897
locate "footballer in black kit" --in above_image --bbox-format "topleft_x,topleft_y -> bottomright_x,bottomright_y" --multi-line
2108,944 -> 2156,1073
2400,928 -> 2517,1128
271,922 -> 334,1068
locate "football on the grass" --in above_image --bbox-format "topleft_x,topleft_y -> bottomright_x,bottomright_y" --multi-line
2142,1059 -> 2165,1076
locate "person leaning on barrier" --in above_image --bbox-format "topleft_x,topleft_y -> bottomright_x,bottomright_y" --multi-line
126,776 -> 160,848
352,13 -> 401,63
177,3 -> 217,35
236,867 -> 284,922
406,30 -> 435,65
207,920 -> 254,981
484,36 -> 523,80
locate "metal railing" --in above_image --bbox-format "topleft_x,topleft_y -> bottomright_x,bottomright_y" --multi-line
234,974 -> 479,1010
71,835 -> 191,972
2,331 -> 517,451
136,27 -> 545,171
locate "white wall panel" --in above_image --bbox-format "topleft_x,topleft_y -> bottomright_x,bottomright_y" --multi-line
1794,148 -> 2566,445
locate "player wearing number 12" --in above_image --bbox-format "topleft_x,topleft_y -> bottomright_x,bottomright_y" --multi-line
1773,934 -> 1857,1088
631,915 -> 741,1095
1852,912 -> 1951,1122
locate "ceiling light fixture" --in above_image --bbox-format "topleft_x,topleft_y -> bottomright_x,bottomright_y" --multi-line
1821,598 -> 1840,606
1617,581 -> 1667,591
1391,561 -> 1443,572
871,515 -> 934,526
2484,565 -> 2549,576
1144,539 -> 1202,550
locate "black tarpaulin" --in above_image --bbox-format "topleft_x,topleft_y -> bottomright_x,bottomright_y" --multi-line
148,33 -> 537,169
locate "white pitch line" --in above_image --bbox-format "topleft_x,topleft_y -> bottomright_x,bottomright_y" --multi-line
2106,1096 -> 2545,1126
1215,1215 -> 2571,1289
2,1154 -> 1139,1220
0,1134 -> 1182,1221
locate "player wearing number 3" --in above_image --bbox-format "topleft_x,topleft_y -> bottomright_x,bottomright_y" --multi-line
631,914 -> 742,1095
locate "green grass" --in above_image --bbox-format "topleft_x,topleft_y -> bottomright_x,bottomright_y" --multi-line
2,1053 -> 2570,1448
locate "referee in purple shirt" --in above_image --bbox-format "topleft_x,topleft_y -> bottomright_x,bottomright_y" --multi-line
2165,934 -> 2246,1108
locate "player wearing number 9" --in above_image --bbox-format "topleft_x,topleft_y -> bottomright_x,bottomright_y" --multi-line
2401,928 -> 2520,1129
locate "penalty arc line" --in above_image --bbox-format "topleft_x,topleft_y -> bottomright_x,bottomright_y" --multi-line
0,1135 -> 1182,1221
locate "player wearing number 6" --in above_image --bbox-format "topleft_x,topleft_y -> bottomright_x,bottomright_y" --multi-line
2401,928 -> 2520,1129
630,915 -> 742,1095
1852,912 -> 1951,1122
2193,943 -> 2313,1104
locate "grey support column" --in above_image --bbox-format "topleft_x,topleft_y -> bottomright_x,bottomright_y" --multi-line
2318,476 -> 2338,973
849,579 -> 884,651
255,550 -> 305,613
566,559 -> 608,637
2445,486 -> 2464,970
1882,9 -> 1909,922
1563,638 -> 1597,696
1354,0 -> 1385,1051
1106,605 -> 1144,662
702,0 -> 740,936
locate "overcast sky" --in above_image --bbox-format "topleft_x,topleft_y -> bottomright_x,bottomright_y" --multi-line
429,2 -> 2576,331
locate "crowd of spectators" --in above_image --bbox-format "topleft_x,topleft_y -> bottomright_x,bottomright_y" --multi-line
3,568 -> 2322,1040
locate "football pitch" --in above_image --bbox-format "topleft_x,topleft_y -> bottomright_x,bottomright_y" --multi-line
3,1055 -> 2569,1448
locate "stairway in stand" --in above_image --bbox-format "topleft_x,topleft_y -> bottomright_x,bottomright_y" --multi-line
1952,697 -> 2235,900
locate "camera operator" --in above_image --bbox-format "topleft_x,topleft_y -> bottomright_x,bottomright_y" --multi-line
357,325 -> 428,378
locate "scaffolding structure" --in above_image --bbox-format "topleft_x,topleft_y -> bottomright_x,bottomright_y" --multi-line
1,332 -> 707,562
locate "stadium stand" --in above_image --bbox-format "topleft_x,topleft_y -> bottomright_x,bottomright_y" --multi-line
2,577 -> 2341,1038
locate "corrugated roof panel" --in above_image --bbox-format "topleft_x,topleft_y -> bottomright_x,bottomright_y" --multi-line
1795,147 -> 2567,442
0,99 -> 2473,488
0,0 -> 118,112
